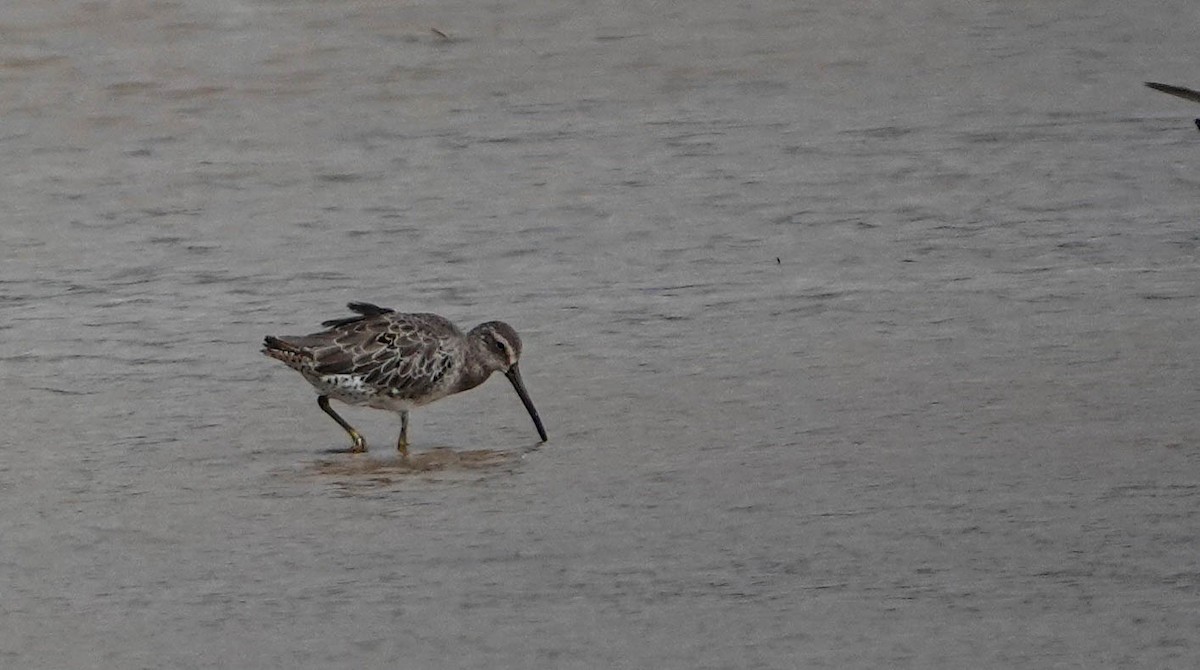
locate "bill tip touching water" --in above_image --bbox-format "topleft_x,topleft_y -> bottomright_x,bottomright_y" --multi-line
262,302 -> 547,456
1144,81 -> 1200,130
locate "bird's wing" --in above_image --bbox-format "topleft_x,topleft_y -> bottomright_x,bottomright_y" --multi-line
1146,81 -> 1200,104
320,302 -> 396,329
305,312 -> 461,398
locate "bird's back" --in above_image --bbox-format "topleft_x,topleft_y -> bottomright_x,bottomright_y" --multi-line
263,304 -> 466,407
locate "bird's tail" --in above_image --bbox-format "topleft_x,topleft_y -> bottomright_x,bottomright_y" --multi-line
262,335 -> 312,368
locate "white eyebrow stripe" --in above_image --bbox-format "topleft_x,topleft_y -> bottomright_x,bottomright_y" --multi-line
491,332 -> 518,365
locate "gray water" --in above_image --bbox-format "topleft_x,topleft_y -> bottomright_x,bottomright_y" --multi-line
3,0 -> 1200,667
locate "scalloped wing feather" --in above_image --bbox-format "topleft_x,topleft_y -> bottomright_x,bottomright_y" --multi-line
299,312 -> 463,401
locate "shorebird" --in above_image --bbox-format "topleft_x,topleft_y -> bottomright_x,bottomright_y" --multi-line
262,302 -> 548,456
1145,81 -> 1200,130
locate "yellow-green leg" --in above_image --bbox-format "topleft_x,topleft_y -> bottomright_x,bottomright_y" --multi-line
318,395 -> 366,452
396,410 -> 410,458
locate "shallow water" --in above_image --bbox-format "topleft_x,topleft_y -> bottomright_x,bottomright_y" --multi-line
3,0 -> 1200,667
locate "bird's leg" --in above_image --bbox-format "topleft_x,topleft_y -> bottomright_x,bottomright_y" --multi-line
396,410 -> 410,459
318,395 -> 366,452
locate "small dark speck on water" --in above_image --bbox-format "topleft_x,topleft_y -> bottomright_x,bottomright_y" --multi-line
776,257 -> 781,265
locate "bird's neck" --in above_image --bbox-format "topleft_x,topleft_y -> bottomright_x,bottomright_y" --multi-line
452,340 -> 497,393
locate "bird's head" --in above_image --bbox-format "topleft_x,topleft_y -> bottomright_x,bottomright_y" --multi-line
471,321 -> 523,372
469,320 -> 547,443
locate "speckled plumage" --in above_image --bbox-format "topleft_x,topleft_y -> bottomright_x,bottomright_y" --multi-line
263,302 -> 547,454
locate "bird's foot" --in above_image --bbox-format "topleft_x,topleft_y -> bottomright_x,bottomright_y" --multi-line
349,432 -> 367,453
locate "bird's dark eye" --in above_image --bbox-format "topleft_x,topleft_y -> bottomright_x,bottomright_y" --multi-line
493,340 -> 506,352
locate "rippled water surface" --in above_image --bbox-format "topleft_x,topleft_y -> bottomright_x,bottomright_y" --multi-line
3,0 -> 1200,667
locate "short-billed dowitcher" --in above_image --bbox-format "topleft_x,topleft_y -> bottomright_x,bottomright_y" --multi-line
262,302 -> 547,455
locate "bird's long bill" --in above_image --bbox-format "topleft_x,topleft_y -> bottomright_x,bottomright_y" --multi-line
505,364 -> 548,442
